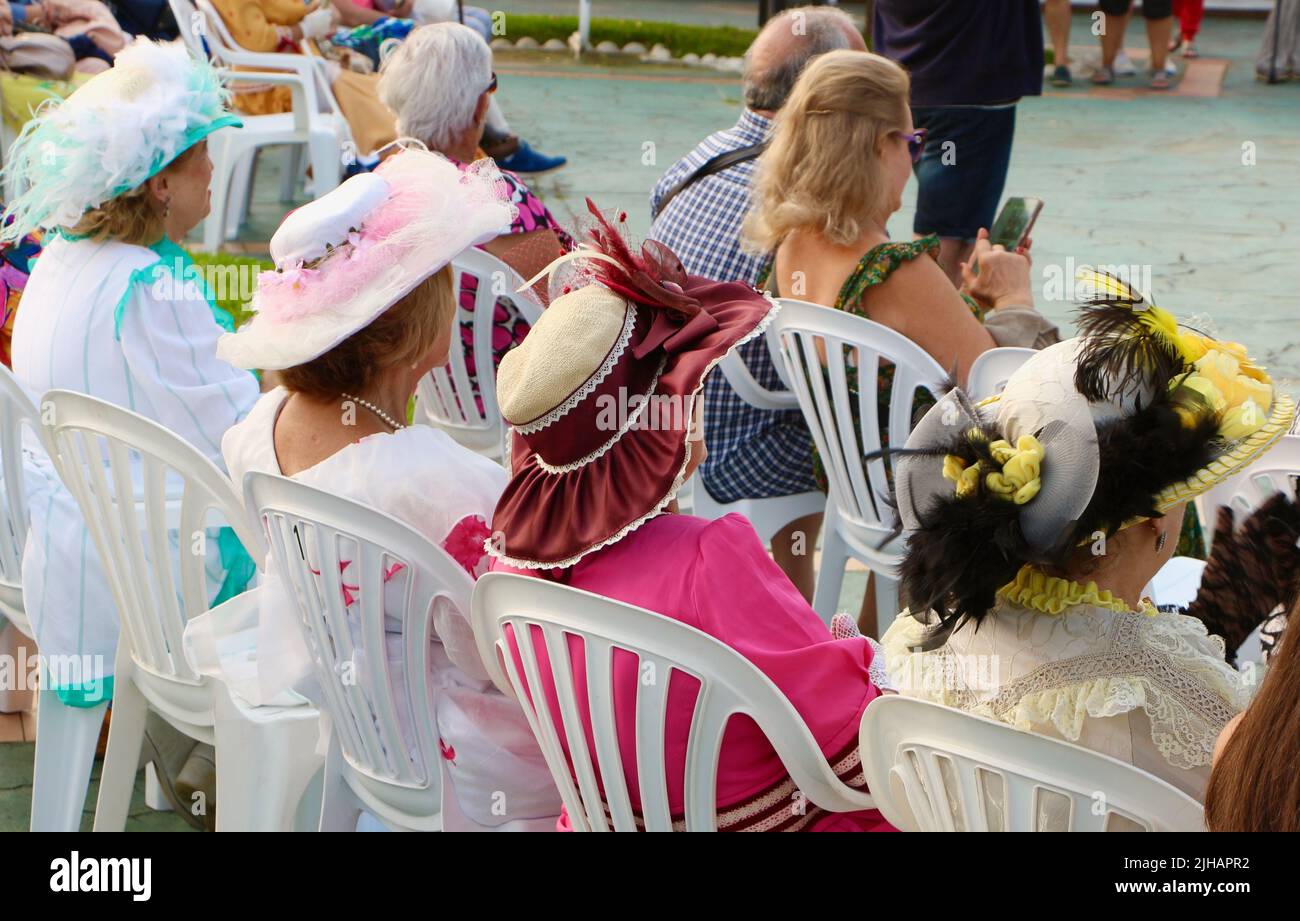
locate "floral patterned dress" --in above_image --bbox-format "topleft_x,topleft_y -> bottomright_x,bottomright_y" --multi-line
0,223 -> 43,369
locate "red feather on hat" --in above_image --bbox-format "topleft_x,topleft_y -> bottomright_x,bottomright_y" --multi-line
582,198 -> 701,318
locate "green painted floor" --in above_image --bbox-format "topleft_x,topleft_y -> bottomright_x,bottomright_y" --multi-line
0,742 -> 197,833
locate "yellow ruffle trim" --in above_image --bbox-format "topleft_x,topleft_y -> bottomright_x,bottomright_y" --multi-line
998,565 -> 1157,617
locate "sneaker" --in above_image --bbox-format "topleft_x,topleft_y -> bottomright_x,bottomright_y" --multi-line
1051,64 -> 1073,87
496,140 -> 567,175
1091,65 -> 1115,85
1183,41 -> 1199,59
1114,50 -> 1138,76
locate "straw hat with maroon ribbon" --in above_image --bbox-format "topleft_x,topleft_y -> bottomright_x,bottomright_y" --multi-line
487,201 -> 778,570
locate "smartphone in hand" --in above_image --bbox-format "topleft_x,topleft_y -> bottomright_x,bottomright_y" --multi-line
988,197 -> 1044,251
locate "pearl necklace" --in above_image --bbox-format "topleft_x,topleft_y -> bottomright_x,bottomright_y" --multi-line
343,393 -> 406,431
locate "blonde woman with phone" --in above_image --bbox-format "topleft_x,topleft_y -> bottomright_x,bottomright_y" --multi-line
744,51 -> 1059,633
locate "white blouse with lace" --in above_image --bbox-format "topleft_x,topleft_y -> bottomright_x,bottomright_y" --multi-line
880,567 -> 1253,801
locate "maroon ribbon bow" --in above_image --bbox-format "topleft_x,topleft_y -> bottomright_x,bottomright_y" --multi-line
582,199 -> 720,358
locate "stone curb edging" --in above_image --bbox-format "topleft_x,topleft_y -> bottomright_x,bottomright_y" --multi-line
489,35 -> 745,74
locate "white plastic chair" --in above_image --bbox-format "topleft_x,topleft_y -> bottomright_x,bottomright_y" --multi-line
38,390 -> 321,832
1196,433 -> 1300,551
0,365 -> 36,637
174,0 -> 350,251
772,299 -> 947,632
245,471 -> 471,832
691,332 -> 827,543
0,365 -> 37,713
1146,555 -> 1206,611
966,346 -> 1035,401
470,571 -> 875,831
414,249 -> 543,462
859,696 -> 1206,832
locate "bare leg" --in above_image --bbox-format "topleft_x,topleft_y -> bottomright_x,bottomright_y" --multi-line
1147,16 -> 1174,73
1101,10 -> 1130,69
1044,0 -> 1073,67
771,512 -> 824,603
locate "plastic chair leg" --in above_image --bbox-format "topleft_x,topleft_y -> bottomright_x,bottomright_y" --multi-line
226,151 -> 255,240
280,144 -> 303,202
812,512 -> 849,627
307,131 -> 344,197
92,672 -> 149,831
29,693 -> 107,831
203,146 -> 236,253
211,684 -> 323,832
318,743 -> 363,832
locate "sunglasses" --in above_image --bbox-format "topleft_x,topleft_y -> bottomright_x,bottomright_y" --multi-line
900,128 -> 927,164
486,72 -> 498,94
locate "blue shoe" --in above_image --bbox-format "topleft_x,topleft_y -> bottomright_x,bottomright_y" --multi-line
496,140 -> 567,175
1051,64 -> 1072,87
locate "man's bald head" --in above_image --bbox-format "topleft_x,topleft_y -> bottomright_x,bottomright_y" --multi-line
744,6 -> 866,114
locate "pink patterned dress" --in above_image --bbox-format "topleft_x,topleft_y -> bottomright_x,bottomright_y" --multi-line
494,513 -> 897,832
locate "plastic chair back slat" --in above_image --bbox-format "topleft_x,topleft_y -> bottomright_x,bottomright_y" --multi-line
1198,434 -> 1300,550
0,367 -> 37,601
39,391 -> 261,685
633,657 -> 674,831
860,696 -> 1205,832
472,573 -> 875,832
583,641 -> 636,831
247,473 -> 469,821
415,250 -> 542,460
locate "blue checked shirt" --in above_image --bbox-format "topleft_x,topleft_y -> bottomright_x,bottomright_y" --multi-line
648,110 -> 818,503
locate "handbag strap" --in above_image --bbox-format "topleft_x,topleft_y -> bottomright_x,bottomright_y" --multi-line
652,141 -> 767,220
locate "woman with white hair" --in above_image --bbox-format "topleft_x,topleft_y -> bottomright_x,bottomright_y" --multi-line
379,21 -> 573,399
405,0 -> 566,173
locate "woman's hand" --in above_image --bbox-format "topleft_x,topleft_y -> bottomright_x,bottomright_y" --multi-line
960,228 -> 1036,311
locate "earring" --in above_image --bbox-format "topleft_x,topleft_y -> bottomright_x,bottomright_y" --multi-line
1156,531 -> 1168,552
162,200 -> 171,218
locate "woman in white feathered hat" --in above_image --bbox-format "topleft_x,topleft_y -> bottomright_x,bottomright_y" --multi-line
199,146 -> 562,831
0,41 -> 257,739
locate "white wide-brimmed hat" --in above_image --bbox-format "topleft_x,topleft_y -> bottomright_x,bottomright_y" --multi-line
0,39 -> 242,242
217,148 -> 515,370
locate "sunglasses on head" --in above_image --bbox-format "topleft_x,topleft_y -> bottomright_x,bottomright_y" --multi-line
900,128 -> 927,164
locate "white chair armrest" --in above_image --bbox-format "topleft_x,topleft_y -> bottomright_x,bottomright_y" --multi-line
222,70 -> 310,133
718,351 -> 801,411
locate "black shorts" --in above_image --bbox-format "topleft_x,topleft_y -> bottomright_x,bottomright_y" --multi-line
1099,0 -> 1173,18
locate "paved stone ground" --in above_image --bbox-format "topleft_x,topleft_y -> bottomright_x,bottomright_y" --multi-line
228,12 -> 1300,387
0,739 -> 196,832
496,13 -> 1300,389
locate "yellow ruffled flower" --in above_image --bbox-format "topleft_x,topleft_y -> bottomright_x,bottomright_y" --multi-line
956,464 -> 981,499
1173,372 -> 1227,413
1194,347 -> 1273,414
1013,479 -> 1042,505
942,454 -> 967,484
1220,399 -> 1268,442
988,439 -> 1016,465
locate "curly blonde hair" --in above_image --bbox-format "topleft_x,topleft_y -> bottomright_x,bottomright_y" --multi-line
743,50 -> 911,252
